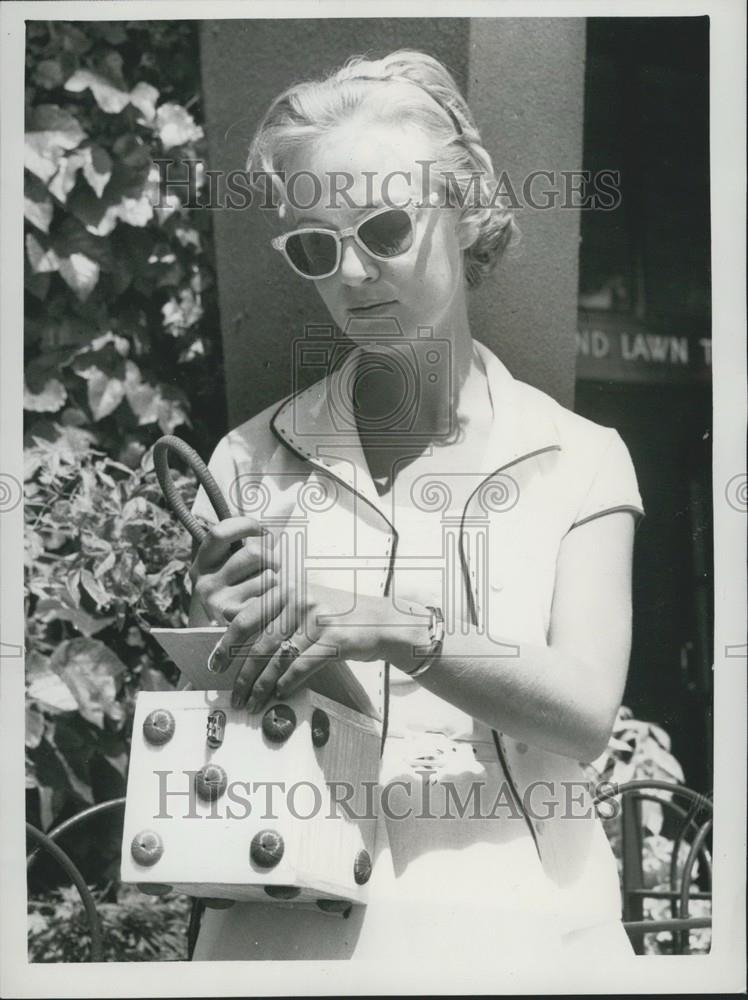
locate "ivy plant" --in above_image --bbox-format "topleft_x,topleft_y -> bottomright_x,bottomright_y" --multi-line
24,21 -> 223,856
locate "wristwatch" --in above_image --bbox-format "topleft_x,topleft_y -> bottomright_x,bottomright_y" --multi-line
406,606 -> 445,679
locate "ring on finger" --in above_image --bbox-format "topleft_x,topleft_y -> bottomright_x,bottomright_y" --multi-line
279,638 -> 301,659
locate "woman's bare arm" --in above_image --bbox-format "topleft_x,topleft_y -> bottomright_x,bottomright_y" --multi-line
385,511 -> 636,763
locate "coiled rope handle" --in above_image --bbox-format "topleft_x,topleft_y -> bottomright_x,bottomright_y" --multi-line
153,435 -> 240,553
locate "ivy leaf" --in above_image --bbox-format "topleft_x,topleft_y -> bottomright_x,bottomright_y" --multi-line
53,214 -> 113,268
58,252 -> 100,301
123,360 -> 158,423
99,50 -> 128,88
178,337 -> 206,363
79,568 -> 112,609
34,599 -> 116,637
25,105 -> 86,182
115,194 -> 154,227
156,386 -> 191,434
76,365 -> 125,421
112,133 -> 152,171
25,233 -> 60,273
24,378 -> 67,413
48,146 -> 113,204
154,102 -> 204,150
34,59 -> 65,91
47,149 -> 87,203
84,145 -> 113,197
58,23 -> 92,56
161,287 -> 203,336
121,363 -> 191,432
102,750 -> 129,779
129,82 -> 159,123
64,69 -> 132,114
24,174 -> 54,233
26,348 -> 81,390
48,720 -> 95,804
49,637 -> 126,729
65,568 -> 82,607
174,224 -> 202,251
27,661 -> 79,713
80,330 -> 131,358
26,648 -> 54,682
27,737 -> 79,821
93,550 -> 117,578
70,190 -> 120,236
26,704 -> 46,749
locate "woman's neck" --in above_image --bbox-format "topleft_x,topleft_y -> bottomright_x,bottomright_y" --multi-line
352,320 -> 482,446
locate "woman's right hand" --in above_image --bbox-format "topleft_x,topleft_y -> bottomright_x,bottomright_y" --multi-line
189,517 -> 280,624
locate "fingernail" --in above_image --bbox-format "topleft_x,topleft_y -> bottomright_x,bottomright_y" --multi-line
208,647 -> 225,674
245,696 -> 257,714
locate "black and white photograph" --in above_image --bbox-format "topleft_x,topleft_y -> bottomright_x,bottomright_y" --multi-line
1,1 -> 745,995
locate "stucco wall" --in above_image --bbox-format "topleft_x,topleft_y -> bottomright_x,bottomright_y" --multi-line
467,18 -> 586,408
199,17 -> 585,426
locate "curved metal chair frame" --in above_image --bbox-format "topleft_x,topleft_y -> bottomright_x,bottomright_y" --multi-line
26,798 -> 127,963
594,778 -> 713,954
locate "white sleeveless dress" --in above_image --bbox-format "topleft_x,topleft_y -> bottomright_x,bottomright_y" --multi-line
192,357 -> 634,962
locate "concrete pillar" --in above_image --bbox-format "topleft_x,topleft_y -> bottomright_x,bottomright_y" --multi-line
467,18 -> 586,408
199,18 -> 585,425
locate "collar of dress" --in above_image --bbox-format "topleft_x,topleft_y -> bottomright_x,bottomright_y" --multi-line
270,338 -> 562,526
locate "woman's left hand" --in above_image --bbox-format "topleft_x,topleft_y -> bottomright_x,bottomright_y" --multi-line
210,579 -> 415,711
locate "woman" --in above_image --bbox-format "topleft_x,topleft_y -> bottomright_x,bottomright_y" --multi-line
187,50 -> 644,962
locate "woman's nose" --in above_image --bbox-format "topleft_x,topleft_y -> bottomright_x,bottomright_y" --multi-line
339,237 -> 378,285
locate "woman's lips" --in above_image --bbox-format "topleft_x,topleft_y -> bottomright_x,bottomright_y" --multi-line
347,300 -> 398,314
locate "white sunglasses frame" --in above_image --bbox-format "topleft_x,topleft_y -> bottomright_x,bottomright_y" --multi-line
270,202 -> 422,280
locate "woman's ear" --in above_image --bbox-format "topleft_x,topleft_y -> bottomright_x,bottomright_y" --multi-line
455,211 -> 481,251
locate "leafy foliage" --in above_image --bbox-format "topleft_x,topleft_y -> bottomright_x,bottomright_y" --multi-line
25,437 -> 198,833
27,885 -> 191,962
24,20 -> 225,463
24,20 -> 221,879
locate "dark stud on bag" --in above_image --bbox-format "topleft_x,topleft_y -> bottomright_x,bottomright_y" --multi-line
195,763 -> 228,801
353,849 -> 372,885
250,829 -> 285,868
264,884 -> 301,899
131,830 -> 164,866
311,708 -> 330,747
316,898 -> 352,917
262,704 -> 297,743
143,709 -> 175,746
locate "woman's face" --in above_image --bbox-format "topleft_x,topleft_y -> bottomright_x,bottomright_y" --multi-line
283,121 -> 470,338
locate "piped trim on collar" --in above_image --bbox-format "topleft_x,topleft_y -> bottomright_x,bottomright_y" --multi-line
269,338 -> 564,520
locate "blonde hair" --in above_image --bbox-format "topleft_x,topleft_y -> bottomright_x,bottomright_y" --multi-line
246,50 -> 519,288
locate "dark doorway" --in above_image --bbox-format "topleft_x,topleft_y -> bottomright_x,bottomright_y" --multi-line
576,17 -> 712,793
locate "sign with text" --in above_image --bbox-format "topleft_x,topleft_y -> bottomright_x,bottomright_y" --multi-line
576,310 -> 711,385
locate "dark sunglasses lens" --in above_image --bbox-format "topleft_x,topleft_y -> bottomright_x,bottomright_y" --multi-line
285,232 -> 337,277
358,209 -> 413,258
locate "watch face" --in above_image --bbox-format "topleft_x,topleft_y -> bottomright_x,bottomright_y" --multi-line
429,606 -> 445,644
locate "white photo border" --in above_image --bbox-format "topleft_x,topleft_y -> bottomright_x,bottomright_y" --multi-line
1,0 -> 745,995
